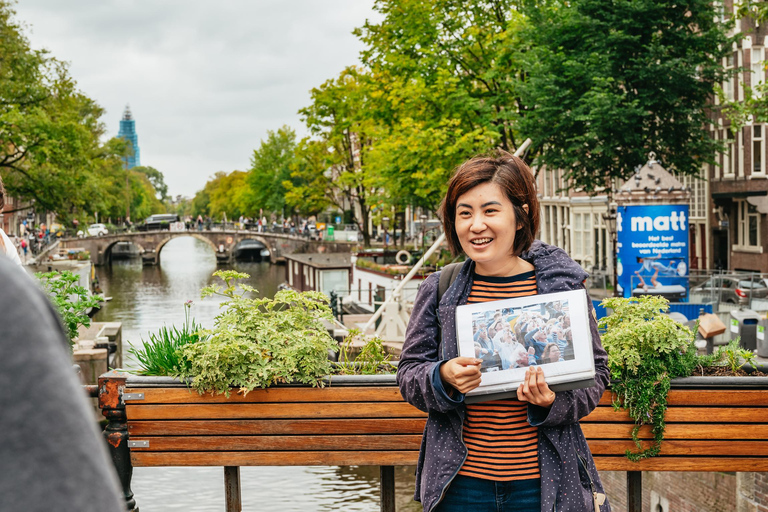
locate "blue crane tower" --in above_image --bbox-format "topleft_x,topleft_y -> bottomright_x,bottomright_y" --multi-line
118,104 -> 141,169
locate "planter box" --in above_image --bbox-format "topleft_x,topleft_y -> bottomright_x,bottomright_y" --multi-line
98,372 -> 768,511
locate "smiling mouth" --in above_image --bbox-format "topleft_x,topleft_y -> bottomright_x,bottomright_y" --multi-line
471,238 -> 493,246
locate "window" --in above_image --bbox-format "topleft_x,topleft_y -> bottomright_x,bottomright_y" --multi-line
736,199 -> 761,249
738,128 -> 744,177
753,47 -> 765,98
572,212 -> 591,265
754,124 -> 766,176
724,54 -> 735,102
723,129 -> 735,176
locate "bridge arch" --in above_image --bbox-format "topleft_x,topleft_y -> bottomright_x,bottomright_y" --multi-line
153,233 -> 219,264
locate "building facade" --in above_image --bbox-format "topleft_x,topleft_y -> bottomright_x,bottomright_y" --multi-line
118,105 -> 141,169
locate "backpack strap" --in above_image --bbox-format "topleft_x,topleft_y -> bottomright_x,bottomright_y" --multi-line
437,262 -> 463,304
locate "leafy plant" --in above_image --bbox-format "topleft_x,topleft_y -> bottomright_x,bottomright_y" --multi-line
175,270 -> 338,396
598,295 -> 698,461
128,301 -> 208,376
697,338 -> 757,375
336,329 -> 395,375
36,270 -> 102,349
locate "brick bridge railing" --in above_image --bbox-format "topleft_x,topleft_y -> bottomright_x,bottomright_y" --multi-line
59,230 -> 356,265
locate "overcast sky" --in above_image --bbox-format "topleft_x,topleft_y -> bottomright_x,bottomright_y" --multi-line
14,0 -> 378,198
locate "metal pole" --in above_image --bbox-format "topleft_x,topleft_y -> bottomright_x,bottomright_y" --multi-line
627,471 -> 642,512
224,466 -> 242,512
380,465 -> 395,512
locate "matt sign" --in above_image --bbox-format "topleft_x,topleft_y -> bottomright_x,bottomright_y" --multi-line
616,204 -> 689,300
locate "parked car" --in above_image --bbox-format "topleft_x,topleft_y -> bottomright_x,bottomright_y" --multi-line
689,276 -> 768,305
87,223 -> 108,237
140,213 -> 181,231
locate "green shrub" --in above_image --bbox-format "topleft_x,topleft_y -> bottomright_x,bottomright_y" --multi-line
336,329 -> 395,375
128,301 -> 208,376
36,270 -> 102,350
599,295 -> 698,461
697,338 -> 757,374
175,270 -> 337,396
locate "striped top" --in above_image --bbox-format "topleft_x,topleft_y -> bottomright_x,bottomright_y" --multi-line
458,270 -> 540,481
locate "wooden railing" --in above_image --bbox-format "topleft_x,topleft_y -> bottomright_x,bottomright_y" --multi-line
97,371 -> 768,512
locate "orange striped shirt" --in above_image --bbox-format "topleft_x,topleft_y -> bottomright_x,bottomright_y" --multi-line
458,270 -> 540,481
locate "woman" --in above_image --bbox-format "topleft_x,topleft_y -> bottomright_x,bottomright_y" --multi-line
397,152 -> 610,512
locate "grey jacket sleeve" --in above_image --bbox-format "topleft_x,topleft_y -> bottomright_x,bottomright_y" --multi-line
0,258 -> 125,512
397,272 -> 464,413
528,286 -> 610,427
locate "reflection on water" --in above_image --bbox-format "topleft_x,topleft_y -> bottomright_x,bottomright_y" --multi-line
91,237 -> 419,511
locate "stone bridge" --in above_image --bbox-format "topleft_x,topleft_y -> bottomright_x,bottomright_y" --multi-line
59,230 -> 356,266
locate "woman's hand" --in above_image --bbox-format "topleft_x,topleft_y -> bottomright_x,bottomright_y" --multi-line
517,366 -> 555,408
439,357 -> 482,394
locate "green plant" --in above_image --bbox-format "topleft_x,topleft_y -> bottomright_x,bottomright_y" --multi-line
598,295 -> 698,461
698,338 -> 757,375
128,301 -> 208,376
36,270 -> 102,349
175,270 -> 337,396
336,329 -> 396,375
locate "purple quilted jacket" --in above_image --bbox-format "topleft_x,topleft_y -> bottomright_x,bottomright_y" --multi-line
397,240 -> 612,512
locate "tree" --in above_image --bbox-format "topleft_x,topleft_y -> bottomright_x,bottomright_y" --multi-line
356,0 -> 527,212
134,166 -> 169,201
283,137 -> 334,217
300,67 -> 381,245
517,0 -> 734,193
246,126 -> 297,215
0,1 -> 129,223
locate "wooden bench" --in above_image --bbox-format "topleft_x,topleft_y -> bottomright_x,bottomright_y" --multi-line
98,371 -> 768,512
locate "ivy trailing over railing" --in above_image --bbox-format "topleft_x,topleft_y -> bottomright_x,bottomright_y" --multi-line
599,295 -> 699,461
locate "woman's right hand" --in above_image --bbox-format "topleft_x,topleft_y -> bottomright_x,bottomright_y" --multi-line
439,357 -> 483,394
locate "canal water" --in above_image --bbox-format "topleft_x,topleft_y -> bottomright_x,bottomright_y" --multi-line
92,236 -> 419,512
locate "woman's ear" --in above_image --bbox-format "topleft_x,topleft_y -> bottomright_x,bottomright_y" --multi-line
517,204 -> 529,230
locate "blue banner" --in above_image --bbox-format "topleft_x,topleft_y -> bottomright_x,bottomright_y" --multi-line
616,204 -> 689,301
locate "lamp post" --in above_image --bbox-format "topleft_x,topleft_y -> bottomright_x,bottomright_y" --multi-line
602,205 -> 619,297
419,214 -> 427,250
382,216 -> 390,251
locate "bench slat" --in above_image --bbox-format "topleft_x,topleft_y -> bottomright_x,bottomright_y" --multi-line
594,457 -> 768,472
582,423 -> 768,440
599,389 -> 768,406
126,402 -> 426,420
127,435 -> 423,451
583,406 -> 768,423
125,387 -> 407,404
128,418 -> 428,436
588,440 -> 768,456
131,451 -> 420,467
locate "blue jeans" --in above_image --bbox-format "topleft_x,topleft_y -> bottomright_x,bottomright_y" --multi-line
434,474 -> 541,512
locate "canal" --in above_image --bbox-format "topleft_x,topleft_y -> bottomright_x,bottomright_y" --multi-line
92,236 -> 419,512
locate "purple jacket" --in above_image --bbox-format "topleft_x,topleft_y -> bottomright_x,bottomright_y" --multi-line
397,241 -> 611,512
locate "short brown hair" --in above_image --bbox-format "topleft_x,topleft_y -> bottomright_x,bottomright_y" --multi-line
439,151 -> 539,257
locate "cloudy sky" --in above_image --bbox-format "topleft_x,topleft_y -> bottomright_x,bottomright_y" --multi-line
14,0 -> 379,198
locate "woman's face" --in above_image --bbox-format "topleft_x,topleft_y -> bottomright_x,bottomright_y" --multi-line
455,182 -> 520,276
547,345 -> 561,362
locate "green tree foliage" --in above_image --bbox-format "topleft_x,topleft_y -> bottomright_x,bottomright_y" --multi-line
0,2 -> 128,223
283,137 -> 334,217
36,270 -> 101,350
357,0 -> 527,211
192,171 -> 251,220
134,166 -> 169,201
247,125 -> 297,214
300,67 -> 380,244
517,0 -> 733,192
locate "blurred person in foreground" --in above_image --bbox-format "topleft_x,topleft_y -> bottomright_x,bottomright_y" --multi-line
0,175 -> 21,265
0,255 -> 125,511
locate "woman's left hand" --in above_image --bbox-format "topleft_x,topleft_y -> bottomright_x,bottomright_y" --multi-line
517,366 -> 555,408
